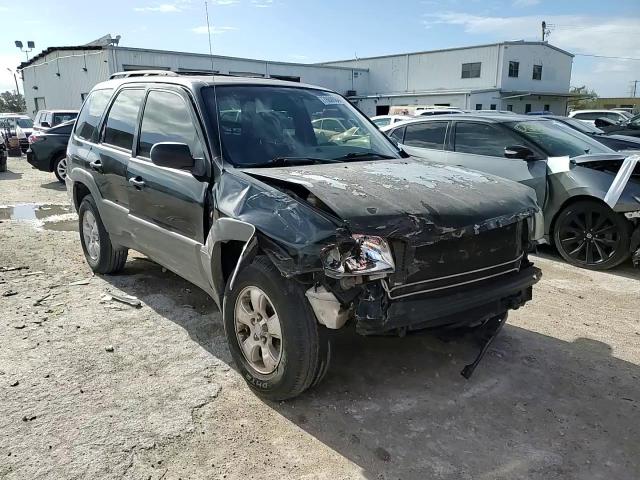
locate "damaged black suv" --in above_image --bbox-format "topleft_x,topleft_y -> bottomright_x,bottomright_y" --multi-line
66,72 -> 542,400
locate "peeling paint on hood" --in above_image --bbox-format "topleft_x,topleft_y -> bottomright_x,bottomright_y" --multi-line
242,158 -> 539,245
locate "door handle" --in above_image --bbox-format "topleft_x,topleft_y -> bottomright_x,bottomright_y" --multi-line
89,160 -> 102,172
128,177 -> 145,189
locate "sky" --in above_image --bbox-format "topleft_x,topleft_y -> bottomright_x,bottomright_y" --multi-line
1,0 -> 639,97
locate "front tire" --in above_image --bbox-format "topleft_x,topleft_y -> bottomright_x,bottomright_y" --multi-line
78,195 -> 128,274
223,256 -> 331,401
553,199 -> 631,270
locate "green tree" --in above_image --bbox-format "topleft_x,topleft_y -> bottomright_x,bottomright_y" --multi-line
568,86 -> 599,110
0,91 -> 26,113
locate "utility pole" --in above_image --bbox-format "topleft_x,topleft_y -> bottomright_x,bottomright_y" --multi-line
632,80 -> 639,98
542,21 -> 546,41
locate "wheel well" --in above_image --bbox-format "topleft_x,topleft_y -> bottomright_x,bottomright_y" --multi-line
549,195 -> 612,239
220,240 -> 247,288
73,182 -> 91,210
49,150 -> 66,171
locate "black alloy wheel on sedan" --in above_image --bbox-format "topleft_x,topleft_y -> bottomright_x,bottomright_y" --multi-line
554,200 -> 632,270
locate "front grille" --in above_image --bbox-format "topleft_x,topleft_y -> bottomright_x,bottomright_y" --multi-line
385,222 -> 524,300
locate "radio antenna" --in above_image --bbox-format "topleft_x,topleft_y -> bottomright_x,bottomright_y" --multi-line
205,0 -> 224,166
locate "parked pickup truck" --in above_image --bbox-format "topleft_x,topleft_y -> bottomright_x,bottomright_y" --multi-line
66,71 -> 543,400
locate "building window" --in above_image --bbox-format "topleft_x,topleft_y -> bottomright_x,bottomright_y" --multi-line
532,65 -> 542,80
525,103 -> 532,113
544,104 -> 550,111
508,61 -> 519,78
475,104 -> 482,110
490,104 -> 497,110
461,62 -> 481,79
506,104 -> 513,111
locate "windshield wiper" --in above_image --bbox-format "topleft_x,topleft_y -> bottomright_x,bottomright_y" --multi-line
246,156 -> 340,168
333,152 -> 396,161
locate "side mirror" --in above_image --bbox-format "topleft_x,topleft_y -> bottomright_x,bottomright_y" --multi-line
504,145 -> 535,160
150,142 -> 195,170
41,121 -> 51,128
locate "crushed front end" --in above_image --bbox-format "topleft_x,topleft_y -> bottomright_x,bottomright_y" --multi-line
314,212 -> 541,335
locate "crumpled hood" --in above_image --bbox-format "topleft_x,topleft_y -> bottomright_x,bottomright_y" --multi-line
242,158 -> 539,244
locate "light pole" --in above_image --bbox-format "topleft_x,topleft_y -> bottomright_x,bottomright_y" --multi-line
6,68 -> 20,95
14,40 -> 35,61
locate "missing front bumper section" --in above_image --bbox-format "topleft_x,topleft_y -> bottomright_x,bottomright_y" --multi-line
355,266 -> 541,336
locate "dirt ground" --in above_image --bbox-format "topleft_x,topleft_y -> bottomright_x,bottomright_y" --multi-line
1,156 -> 639,480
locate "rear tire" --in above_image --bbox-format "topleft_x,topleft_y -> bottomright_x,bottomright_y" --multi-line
553,199 -> 631,270
78,195 -> 128,274
223,256 -> 331,401
53,155 -> 67,183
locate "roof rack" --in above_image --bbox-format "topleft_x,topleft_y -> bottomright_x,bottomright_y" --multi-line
109,70 -> 178,79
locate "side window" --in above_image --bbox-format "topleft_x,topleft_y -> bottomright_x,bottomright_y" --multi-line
404,122 -> 447,149
389,127 -> 405,143
373,118 -> 391,128
75,89 -> 113,141
102,89 -> 145,151
138,90 -> 204,160
454,122 -> 522,157
574,112 -> 598,120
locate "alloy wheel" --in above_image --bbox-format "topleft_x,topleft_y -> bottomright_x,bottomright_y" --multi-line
56,157 -> 67,180
557,207 -> 621,266
234,286 -> 283,375
82,210 -> 100,261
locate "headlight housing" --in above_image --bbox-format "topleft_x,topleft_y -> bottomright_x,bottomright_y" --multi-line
321,234 -> 395,278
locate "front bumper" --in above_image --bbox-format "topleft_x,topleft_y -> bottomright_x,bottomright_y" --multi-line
355,265 -> 541,335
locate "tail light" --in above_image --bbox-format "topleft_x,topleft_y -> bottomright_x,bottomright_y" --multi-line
28,134 -> 44,144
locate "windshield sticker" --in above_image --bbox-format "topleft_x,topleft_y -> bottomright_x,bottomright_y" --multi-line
317,96 -> 343,106
547,156 -> 571,174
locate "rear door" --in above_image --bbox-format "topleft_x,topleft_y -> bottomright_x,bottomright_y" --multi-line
397,121 -> 449,164
95,88 -> 146,219
446,121 -> 547,205
126,87 -> 210,289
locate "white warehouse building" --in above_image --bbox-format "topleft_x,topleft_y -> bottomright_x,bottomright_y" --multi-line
18,37 -> 574,118
321,41 -> 575,115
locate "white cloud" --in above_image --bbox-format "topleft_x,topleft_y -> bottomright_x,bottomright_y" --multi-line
289,54 -> 309,61
213,0 -> 239,5
512,0 -> 540,7
134,1 -> 191,12
422,12 -> 640,96
192,25 -> 237,34
251,0 -> 273,7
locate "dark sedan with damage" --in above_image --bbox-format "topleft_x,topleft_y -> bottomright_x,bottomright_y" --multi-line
27,120 -> 73,182
66,73 -> 543,400
384,114 -> 640,269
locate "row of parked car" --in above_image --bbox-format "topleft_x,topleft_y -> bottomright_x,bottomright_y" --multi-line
6,72 -> 640,400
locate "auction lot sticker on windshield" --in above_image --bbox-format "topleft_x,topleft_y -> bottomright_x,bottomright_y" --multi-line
318,95 -> 344,105
547,156 -> 571,174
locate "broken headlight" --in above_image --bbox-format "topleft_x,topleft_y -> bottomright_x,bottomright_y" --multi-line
321,235 -> 395,278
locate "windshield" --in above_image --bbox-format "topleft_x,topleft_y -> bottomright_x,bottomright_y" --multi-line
559,117 -> 604,135
510,120 -> 612,158
204,86 -> 400,167
617,111 -> 633,119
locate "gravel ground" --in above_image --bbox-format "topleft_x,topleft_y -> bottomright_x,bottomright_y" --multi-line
1,156 -> 639,480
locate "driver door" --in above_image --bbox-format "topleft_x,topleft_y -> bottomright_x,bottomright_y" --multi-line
126,87 -> 211,290
445,121 -> 548,206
